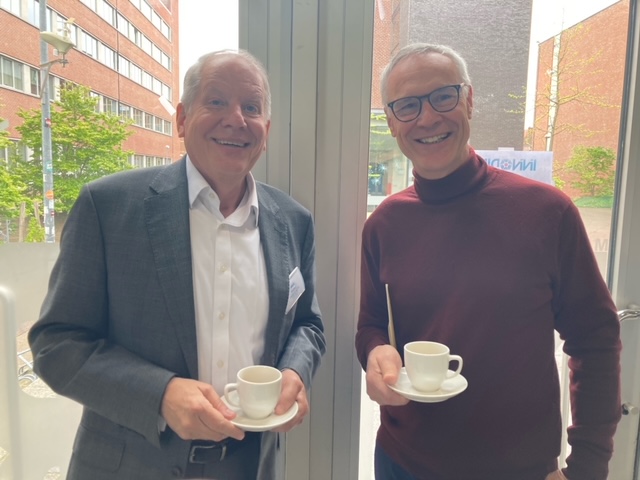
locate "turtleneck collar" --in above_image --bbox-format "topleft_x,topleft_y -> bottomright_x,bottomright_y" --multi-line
412,149 -> 490,205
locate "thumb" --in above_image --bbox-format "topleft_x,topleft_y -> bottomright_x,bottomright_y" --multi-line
379,356 -> 401,385
201,386 -> 236,420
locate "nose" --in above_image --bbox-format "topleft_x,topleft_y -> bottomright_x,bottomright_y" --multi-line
414,100 -> 442,127
223,103 -> 247,127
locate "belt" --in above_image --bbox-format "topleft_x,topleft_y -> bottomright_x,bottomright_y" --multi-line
188,435 -> 254,464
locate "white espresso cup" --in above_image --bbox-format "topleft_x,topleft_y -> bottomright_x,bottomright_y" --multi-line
223,365 -> 282,419
404,341 -> 463,392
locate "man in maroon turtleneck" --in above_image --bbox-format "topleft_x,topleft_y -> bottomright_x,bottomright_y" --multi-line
355,43 -> 621,480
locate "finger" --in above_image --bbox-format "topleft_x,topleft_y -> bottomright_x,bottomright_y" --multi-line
201,385 -> 237,420
273,381 -> 308,432
197,410 -> 246,441
274,369 -> 304,415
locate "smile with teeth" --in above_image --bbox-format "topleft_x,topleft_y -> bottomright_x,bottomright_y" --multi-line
417,133 -> 450,144
214,138 -> 249,147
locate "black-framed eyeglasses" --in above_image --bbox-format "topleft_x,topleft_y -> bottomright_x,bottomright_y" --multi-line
387,83 -> 466,122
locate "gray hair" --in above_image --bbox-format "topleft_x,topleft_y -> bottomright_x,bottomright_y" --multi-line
180,49 -> 272,118
380,43 -> 472,104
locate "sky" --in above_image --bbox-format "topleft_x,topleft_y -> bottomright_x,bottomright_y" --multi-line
178,0 -> 619,120
178,1 -> 239,97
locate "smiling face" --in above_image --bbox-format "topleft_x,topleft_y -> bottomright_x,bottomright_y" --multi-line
176,54 -> 271,190
384,52 -> 473,180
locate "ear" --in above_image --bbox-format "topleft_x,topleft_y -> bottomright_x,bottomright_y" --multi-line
385,107 -> 398,137
176,103 -> 186,138
264,120 -> 271,151
465,85 -> 474,120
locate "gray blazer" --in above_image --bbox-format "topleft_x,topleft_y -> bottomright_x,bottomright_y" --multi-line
29,158 -> 325,479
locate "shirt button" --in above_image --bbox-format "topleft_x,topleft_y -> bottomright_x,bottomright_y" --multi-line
217,360 -> 224,368
218,312 -> 225,320
219,264 -> 227,273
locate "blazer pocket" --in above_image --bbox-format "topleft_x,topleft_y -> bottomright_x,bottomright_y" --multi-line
72,423 -> 125,473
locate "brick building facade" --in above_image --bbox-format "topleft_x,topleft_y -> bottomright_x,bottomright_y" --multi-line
531,0 -> 628,199
0,0 -> 180,168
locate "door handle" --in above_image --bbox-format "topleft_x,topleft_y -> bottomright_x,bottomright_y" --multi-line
618,305 -> 640,323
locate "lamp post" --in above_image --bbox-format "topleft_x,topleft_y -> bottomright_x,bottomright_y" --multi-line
39,0 -> 74,243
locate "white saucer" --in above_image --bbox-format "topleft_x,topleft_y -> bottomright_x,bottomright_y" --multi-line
389,367 -> 468,403
222,392 -> 299,432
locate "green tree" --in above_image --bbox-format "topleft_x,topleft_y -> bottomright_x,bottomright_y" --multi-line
0,112 -> 27,221
14,83 -> 134,214
565,145 -> 616,198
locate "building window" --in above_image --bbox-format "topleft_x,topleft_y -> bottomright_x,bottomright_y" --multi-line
132,154 -> 144,168
27,0 -> 39,26
132,108 -> 143,126
144,113 -> 154,130
30,67 -> 39,95
163,120 -> 172,135
102,97 -> 117,115
160,20 -> 170,40
99,44 -> 116,69
161,52 -> 170,70
161,84 -> 171,101
81,32 -> 98,58
152,77 -> 162,95
141,35 -> 152,55
1,56 -> 23,90
140,1 -> 151,19
117,56 -> 129,76
0,140 -> 26,166
118,103 -> 131,120
1,0 -> 21,15
141,71 -> 152,89
151,10 -> 161,29
130,63 -> 142,83
97,0 -> 115,25
80,0 -> 97,9
116,13 -> 129,35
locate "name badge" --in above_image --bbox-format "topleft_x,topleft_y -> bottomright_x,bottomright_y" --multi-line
286,267 -> 305,314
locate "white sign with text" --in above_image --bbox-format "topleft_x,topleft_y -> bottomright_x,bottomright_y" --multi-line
476,150 -> 554,186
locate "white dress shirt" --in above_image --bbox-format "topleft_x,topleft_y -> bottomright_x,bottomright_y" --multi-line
186,157 -> 269,395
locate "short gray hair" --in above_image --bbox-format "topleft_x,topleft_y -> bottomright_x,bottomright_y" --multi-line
180,49 -> 272,118
380,43 -> 472,104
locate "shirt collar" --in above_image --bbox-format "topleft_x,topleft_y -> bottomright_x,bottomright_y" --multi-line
185,155 -> 259,227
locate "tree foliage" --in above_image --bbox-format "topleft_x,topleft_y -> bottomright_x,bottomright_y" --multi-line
14,83 -> 134,214
0,112 -> 27,219
565,145 -> 616,198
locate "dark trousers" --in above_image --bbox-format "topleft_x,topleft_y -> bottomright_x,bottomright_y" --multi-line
374,444 -> 418,480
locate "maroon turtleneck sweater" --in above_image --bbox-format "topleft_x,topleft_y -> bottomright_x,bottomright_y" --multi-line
356,152 -> 621,480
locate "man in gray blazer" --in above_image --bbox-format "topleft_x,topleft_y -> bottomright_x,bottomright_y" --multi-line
28,50 -> 325,480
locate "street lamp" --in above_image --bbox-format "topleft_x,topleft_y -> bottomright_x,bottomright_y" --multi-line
39,0 -> 75,243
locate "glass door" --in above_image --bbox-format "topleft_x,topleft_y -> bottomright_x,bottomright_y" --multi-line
361,0 -> 637,478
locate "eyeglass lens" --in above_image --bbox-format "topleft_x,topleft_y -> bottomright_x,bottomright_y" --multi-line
391,85 -> 461,121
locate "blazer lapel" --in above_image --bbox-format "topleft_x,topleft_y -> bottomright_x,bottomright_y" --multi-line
144,159 -> 199,378
257,184 -> 292,366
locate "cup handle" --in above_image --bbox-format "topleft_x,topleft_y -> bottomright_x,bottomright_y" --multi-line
448,355 -> 463,377
223,383 -> 240,407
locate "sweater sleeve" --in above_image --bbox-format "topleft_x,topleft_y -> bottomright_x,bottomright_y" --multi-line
355,217 -> 391,369
552,203 -> 621,480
